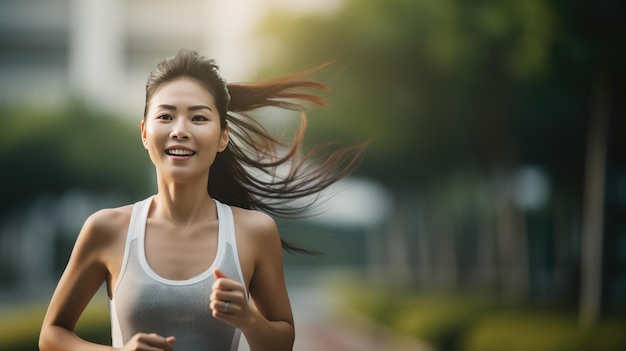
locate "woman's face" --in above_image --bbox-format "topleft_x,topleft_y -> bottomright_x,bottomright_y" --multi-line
141,78 -> 229,182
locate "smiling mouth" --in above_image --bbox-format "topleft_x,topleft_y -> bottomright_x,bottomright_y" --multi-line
166,149 -> 196,156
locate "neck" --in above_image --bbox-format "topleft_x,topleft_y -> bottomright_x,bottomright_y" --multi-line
152,174 -> 215,225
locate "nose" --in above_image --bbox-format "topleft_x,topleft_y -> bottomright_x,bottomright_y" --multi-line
170,118 -> 190,139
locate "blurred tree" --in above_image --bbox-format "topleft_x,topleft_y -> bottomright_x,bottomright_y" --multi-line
0,102 -> 152,217
0,102 -> 153,286
261,0 -> 555,182
259,0 -> 626,323
552,0 -> 626,328
260,0 -> 556,299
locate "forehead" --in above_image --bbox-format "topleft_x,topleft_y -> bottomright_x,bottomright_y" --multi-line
150,78 -> 216,107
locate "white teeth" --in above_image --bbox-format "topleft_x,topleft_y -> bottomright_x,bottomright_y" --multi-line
167,149 -> 194,156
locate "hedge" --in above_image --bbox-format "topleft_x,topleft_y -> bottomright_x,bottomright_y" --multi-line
343,287 -> 626,351
0,295 -> 110,351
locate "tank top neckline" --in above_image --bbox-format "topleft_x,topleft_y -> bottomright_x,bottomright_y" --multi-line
137,196 -> 227,286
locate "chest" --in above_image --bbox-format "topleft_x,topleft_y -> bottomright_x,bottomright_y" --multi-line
144,220 -> 219,280
111,239 -> 240,349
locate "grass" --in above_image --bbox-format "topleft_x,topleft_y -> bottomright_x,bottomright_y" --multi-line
463,310 -> 626,351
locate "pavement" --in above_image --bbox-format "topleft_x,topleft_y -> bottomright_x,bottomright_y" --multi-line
237,268 -> 431,351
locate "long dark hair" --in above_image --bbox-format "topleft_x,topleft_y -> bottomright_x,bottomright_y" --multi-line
144,49 -> 365,254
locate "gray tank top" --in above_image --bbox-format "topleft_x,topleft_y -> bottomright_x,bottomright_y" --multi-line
109,196 -> 245,351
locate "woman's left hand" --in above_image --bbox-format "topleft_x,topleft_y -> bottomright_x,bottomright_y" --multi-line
210,269 -> 252,329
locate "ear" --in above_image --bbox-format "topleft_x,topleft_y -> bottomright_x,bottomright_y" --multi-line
140,119 -> 148,149
218,124 -> 229,152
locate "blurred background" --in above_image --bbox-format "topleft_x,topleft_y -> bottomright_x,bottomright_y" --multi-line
1,0 -> 625,350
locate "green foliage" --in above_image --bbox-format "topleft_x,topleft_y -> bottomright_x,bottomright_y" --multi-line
463,311 -> 579,351
259,0 -> 565,183
343,286 -> 489,350
0,102 -> 153,215
258,0 -> 626,314
343,287 -> 401,326
392,295 -> 487,351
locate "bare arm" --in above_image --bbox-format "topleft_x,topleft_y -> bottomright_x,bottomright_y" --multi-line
38,209 -> 175,351
39,210 -> 116,351
210,211 -> 294,351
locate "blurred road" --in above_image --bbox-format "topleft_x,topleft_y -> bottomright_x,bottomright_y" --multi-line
238,268 -> 430,351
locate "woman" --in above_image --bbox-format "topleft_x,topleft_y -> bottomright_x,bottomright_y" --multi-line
39,49 -> 362,350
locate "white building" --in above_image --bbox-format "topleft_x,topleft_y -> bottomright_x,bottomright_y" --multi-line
0,0 -> 267,116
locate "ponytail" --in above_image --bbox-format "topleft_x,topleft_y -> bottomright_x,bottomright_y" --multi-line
146,50 -> 365,254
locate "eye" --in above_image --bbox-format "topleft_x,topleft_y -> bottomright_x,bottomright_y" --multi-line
157,114 -> 172,120
192,115 -> 208,121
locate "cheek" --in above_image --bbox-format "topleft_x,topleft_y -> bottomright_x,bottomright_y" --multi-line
144,123 -> 166,141
143,127 -> 168,155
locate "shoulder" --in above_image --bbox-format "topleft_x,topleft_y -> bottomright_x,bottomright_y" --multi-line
230,207 -> 278,234
230,207 -> 281,252
84,205 -> 133,237
74,205 -> 134,256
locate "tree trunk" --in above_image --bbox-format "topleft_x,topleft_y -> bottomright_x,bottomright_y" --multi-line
415,197 -> 434,286
579,72 -> 610,328
493,170 -> 529,301
387,207 -> 411,285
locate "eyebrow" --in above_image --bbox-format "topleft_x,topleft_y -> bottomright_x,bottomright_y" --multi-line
157,104 -> 213,112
